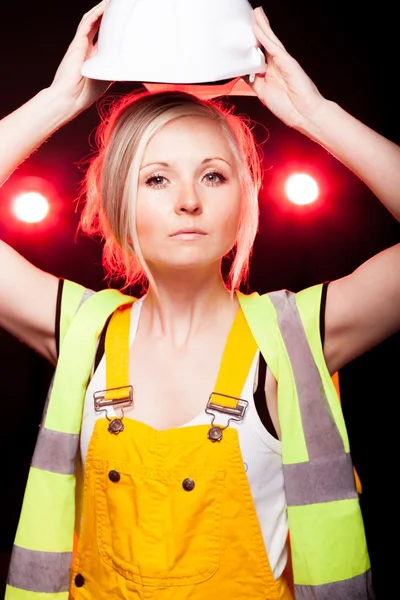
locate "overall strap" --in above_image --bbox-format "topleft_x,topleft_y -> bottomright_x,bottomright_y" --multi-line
104,302 -> 135,402
104,304 -> 257,417
212,307 -> 258,403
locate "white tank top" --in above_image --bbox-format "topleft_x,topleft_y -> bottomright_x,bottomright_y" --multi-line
81,298 -> 288,578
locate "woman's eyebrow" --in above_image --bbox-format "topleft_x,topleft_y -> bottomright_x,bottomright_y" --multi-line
141,157 -> 232,170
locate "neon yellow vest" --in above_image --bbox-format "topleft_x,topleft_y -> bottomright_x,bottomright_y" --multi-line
6,280 -> 373,599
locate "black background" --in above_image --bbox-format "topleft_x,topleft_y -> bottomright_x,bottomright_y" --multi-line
0,1 -> 398,597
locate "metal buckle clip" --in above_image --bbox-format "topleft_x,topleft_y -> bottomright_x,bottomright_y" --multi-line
93,386 -> 133,434
206,392 -> 248,421
93,385 -> 133,413
205,392 -> 249,442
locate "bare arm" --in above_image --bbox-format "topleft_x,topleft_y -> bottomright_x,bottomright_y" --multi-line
303,99 -> 400,222
251,7 -> 400,221
0,89 -> 72,189
0,1 -> 109,188
251,8 -> 400,370
0,242 -> 59,363
302,103 -> 400,372
0,2 -> 109,362
0,89 -> 67,363
324,245 -> 400,374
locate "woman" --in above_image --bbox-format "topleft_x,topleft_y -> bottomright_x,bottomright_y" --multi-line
1,2 -> 399,599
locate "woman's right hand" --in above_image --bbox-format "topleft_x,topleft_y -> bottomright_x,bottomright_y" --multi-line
49,0 -> 111,119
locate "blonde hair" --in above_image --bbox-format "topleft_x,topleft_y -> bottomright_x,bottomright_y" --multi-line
79,90 -> 262,292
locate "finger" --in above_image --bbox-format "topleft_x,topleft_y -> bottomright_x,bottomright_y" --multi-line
66,5 -> 105,57
246,72 -> 267,96
80,0 -> 108,22
86,15 -> 103,45
76,1 -> 107,38
253,22 -> 284,60
254,7 -> 284,49
86,34 -> 100,59
254,7 -> 285,51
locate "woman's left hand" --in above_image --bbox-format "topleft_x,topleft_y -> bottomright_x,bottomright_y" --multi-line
249,7 -> 326,130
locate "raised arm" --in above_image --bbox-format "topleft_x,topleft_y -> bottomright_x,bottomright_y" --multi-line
0,1 -> 109,363
250,7 -> 400,372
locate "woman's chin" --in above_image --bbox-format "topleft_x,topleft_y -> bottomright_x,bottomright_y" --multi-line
148,255 -> 221,275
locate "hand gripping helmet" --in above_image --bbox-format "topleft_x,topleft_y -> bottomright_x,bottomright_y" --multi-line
81,0 -> 266,98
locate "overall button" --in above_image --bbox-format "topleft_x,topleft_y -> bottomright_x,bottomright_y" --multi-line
208,426 -> 223,442
182,478 -> 195,491
108,418 -> 124,434
108,470 -> 121,483
74,574 -> 85,587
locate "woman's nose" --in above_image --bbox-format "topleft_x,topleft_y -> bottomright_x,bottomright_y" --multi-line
175,184 -> 203,214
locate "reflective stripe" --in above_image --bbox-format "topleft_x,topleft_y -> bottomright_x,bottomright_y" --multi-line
294,569 -> 375,600
7,287 -> 130,600
283,453 -> 358,506
78,288 -> 95,310
31,427 -> 79,475
269,291 -> 346,460
32,286 -> 94,473
32,369 -> 78,475
240,289 -> 371,597
59,281 -> 88,348
7,545 -> 71,593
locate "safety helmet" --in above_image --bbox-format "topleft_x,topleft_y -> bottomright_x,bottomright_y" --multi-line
81,0 -> 266,98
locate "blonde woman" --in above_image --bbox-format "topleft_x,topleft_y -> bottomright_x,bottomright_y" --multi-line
1,3 -> 398,599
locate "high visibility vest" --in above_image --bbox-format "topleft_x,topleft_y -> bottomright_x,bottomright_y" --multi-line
6,280 -> 373,600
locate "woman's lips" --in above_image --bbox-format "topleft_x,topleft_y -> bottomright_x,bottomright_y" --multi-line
169,227 -> 207,239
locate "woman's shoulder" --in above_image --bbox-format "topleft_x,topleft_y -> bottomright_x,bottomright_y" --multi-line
56,278 -> 137,354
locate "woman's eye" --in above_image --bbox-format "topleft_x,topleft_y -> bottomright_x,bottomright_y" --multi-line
144,171 -> 226,188
204,171 -> 227,185
145,174 -> 167,188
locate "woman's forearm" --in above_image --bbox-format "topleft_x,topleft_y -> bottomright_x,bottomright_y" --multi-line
300,99 -> 400,221
0,87 -> 73,188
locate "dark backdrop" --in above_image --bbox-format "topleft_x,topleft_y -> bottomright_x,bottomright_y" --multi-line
0,2 -> 398,597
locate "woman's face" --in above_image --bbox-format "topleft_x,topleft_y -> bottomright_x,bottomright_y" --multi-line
136,116 -> 242,276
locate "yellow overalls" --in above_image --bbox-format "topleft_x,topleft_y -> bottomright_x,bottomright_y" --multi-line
70,303 -> 293,600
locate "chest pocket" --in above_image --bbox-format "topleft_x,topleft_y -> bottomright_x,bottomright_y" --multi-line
92,455 -> 226,586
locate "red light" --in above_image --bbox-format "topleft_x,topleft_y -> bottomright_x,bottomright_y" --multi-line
285,173 -> 319,206
13,192 -> 50,223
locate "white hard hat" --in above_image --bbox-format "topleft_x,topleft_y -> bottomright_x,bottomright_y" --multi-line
81,0 -> 266,98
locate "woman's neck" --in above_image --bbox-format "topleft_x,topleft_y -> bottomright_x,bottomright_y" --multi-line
141,267 -> 238,347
